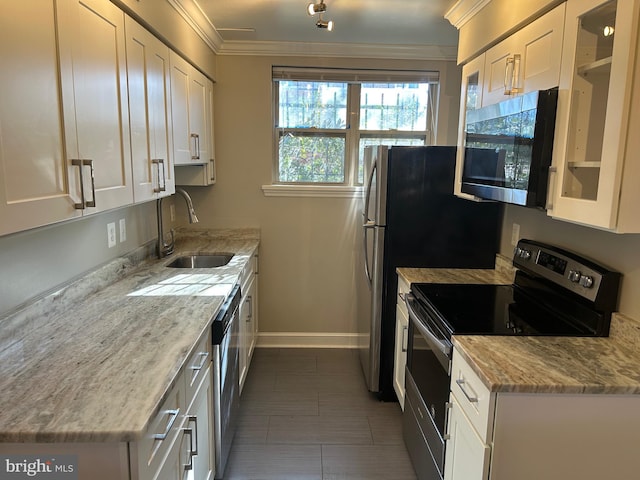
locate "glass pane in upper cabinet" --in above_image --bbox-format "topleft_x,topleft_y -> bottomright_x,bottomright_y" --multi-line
561,0 -> 616,201
466,72 -> 480,110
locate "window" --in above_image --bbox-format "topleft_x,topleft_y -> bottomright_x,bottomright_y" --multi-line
272,67 -> 439,188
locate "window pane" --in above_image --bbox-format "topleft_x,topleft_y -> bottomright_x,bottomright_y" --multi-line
357,137 -> 426,184
278,81 -> 347,129
359,83 -> 430,131
279,134 -> 345,183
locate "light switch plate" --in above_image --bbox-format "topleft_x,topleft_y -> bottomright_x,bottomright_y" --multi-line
107,222 -> 117,248
119,218 -> 126,243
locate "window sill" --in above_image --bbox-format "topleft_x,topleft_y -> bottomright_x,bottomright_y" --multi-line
261,184 -> 362,198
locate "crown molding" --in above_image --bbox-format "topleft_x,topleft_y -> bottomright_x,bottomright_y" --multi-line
217,40 -> 458,61
444,0 -> 491,29
167,0 -> 224,53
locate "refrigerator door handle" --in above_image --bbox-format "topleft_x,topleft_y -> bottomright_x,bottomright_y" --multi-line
363,220 -> 375,286
363,158 -> 377,224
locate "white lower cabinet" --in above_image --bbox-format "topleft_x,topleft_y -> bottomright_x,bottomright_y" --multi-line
445,348 -> 640,480
132,336 -> 214,480
444,395 -> 490,480
239,252 -> 259,393
393,276 -> 410,410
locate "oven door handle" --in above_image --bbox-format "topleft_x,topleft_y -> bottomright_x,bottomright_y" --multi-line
405,293 -> 452,359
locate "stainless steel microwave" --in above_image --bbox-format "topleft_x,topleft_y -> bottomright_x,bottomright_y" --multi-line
461,88 -> 558,208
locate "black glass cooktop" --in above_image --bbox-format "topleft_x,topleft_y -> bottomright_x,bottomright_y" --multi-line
411,282 -> 603,337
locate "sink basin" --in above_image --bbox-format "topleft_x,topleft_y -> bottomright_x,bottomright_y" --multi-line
166,254 -> 234,269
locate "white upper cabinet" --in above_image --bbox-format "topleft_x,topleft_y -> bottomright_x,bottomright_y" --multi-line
57,0 -> 133,213
482,4 -> 565,106
125,16 -> 175,202
550,0 -> 640,232
0,1 -> 81,236
170,52 -> 214,167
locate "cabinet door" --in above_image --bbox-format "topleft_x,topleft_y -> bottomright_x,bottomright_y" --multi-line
206,80 -> 217,185
393,304 -> 409,410
170,52 -> 192,166
518,4 -> 565,95
482,35 -> 518,106
238,276 -> 252,393
57,0 -> 133,213
455,53 -> 486,199
125,16 -> 175,203
444,395 -> 491,480
152,424 -> 192,480
551,0 -> 640,231
482,4 -> 565,107
187,366 -> 214,480
0,0 -> 81,236
189,68 -> 209,164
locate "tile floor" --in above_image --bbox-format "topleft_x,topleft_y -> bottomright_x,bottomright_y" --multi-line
224,347 -> 417,480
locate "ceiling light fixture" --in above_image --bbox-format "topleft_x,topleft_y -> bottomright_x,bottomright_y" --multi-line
316,17 -> 334,31
307,0 -> 327,16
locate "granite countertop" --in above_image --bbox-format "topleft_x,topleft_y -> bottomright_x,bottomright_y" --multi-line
0,228 -> 259,443
398,261 -> 640,396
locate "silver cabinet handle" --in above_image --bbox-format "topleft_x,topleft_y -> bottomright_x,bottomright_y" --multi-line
183,428 -> 194,471
187,415 -> 199,457
189,351 -> 209,372
190,133 -> 200,160
246,295 -> 253,322
401,325 -> 408,353
504,54 -> 522,95
209,158 -> 215,182
153,408 -> 180,440
455,378 -> 479,403
151,159 -> 167,193
71,159 -> 96,209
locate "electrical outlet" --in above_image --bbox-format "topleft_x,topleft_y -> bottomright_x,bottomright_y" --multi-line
107,222 -> 117,248
511,223 -> 521,246
170,204 -> 175,222
119,218 -> 126,243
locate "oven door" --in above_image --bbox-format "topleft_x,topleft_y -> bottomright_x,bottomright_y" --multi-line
404,293 -> 453,478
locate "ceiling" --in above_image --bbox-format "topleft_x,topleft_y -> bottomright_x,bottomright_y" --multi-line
192,0 -> 460,59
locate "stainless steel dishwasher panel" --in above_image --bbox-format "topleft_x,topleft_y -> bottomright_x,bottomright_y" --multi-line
212,284 -> 241,479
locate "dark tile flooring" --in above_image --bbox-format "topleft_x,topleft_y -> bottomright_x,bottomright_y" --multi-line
224,347 -> 417,480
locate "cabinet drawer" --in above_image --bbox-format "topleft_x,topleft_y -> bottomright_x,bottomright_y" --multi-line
450,350 -> 495,443
135,375 -> 184,478
185,331 -> 211,407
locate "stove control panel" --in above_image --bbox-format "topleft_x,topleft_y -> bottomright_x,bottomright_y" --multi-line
513,239 -> 621,312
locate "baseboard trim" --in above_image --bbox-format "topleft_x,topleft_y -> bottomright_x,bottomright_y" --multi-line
257,332 -> 362,349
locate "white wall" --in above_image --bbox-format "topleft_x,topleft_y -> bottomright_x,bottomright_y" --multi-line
185,54 -> 462,336
500,205 -> 640,319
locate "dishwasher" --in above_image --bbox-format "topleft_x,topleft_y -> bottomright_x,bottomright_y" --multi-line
211,284 -> 241,479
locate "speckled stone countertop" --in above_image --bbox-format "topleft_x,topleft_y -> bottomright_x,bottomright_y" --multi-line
0,228 -> 259,443
398,259 -> 640,396
397,254 -> 515,286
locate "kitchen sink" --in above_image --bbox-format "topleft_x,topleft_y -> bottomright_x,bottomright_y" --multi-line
165,254 -> 234,268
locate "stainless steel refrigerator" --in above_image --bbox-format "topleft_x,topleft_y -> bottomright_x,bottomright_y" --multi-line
356,145 -> 502,399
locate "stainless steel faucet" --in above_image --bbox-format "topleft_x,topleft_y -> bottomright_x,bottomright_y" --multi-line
157,188 -> 199,258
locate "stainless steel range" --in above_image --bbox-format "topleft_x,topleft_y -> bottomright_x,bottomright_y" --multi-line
402,239 -> 621,480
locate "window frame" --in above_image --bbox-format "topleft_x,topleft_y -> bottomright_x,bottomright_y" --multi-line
270,68 -> 440,192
